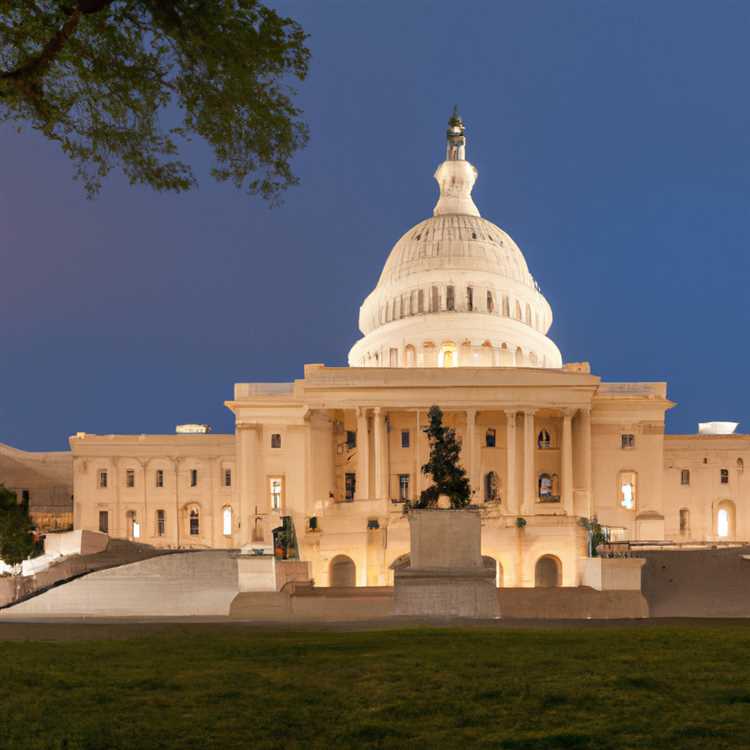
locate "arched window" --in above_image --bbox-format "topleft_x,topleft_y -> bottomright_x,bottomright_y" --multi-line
389,348 -> 398,367
404,345 -> 416,367
515,347 -> 524,366
717,500 -> 736,539
502,296 -> 510,317
738,458 -> 745,472
189,508 -> 199,535
487,291 -> 494,313
330,555 -> 356,587
535,555 -> 562,588
485,428 -> 496,448
619,471 -> 637,510
537,430 -> 551,449
484,471 -> 498,502
222,506 -> 233,536
438,343 -> 457,367
679,508 -> 690,535
680,469 -> 690,485
538,473 -> 559,502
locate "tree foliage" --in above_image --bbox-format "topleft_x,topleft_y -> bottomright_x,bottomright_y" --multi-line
0,485 -> 36,567
414,405 -> 471,510
0,1 -> 309,202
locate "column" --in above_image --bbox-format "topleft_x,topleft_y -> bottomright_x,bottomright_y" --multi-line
414,410 -> 422,499
465,409 -> 479,502
580,407 -> 592,519
236,424 -> 259,545
561,409 -> 575,516
504,410 -> 517,513
374,407 -> 387,499
522,409 -> 536,514
356,407 -> 370,500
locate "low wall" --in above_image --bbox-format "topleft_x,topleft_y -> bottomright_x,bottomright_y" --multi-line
498,587 -> 649,619
44,530 -> 108,558
1,551 -> 238,618
230,585 -> 646,621
641,546 -> 750,617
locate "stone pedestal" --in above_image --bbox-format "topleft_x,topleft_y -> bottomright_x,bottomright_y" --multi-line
394,509 -> 499,618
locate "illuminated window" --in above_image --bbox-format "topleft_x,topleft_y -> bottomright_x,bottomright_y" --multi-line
538,473 -> 560,502
156,509 -> 165,536
485,428 -> 496,448
271,433 -> 281,448
222,506 -> 232,536
98,470 -> 108,489
189,509 -> 199,535
680,469 -> 690,485
126,469 -> 135,488
127,510 -> 140,539
224,468 -> 232,487
718,509 -> 729,537
155,469 -> 164,488
717,501 -> 735,538
345,473 -> 356,502
401,430 -> 410,448
190,469 -> 198,487
619,471 -> 637,510
398,474 -> 410,501
621,434 -> 635,449
270,478 -> 282,511
438,343 -> 457,367
720,468 -> 729,484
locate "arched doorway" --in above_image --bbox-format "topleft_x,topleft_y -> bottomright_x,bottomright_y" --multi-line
330,555 -> 356,587
535,555 -> 561,588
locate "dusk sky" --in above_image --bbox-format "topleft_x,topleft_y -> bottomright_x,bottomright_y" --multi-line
3,1 -> 750,451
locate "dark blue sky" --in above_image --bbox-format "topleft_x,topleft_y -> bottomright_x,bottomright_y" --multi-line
2,1 -> 750,450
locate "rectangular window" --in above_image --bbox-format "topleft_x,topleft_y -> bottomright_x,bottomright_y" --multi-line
345,473 -> 356,502
721,468 -> 729,484
431,286 -> 439,312
621,434 -> 635,449
270,478 -> 282,511
486,428 -> 496,448
680,469 -> 690,486
401,430 -> 410,448
190,469 -> 198,487
346,430 -> 356,450
98,470 -> 108,489
418,289 -> 425,313
446,285 -> 455,311
156,509 -> 165,536
224,468 -> 232,487
466,286 -> 473,311
21,489 -> 30,503
155,469 -> 164,488
98,510 -> 109,533
399,474 -> 410,501
126,469 -> 135,488
271,433 -> 281,449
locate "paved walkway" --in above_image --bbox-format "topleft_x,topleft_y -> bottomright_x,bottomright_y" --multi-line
1,616 -> 749,641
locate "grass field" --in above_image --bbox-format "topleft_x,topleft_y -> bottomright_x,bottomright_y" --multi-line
1,624 -> 750,749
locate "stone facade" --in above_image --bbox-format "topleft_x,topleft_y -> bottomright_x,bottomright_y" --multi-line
63,113 -> 750,589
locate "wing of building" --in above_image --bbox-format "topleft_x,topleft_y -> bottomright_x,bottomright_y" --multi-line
64,111 -> 750,588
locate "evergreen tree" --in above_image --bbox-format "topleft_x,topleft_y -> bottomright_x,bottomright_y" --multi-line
0,485 -> 36,566
415,405 -> 471,509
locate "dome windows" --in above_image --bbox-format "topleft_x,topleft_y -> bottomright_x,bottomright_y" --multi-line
438,343 -> 457,367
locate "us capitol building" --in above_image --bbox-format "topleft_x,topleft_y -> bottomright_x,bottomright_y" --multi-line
70,112 -> 750,588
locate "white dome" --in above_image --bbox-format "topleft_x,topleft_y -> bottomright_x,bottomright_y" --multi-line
348,110 -> 562,370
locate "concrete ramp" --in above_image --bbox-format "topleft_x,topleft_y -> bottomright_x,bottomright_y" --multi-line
641,546 -> 750,617
1,551 -> 238,618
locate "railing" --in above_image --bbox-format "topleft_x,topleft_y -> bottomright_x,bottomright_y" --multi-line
599,540 -> 750,557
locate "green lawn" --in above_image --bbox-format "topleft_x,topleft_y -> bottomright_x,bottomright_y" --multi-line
1,625 -> 750,749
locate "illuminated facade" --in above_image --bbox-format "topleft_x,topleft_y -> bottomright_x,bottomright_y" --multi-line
70,112 -> 750,587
